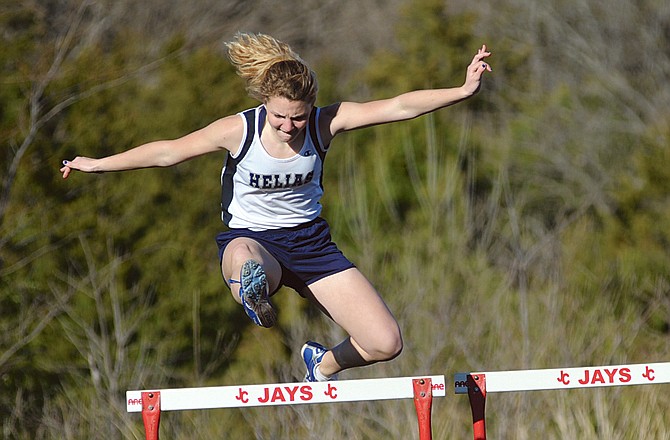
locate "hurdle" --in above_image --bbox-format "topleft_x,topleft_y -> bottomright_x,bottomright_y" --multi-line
127,374 -> 446,439
454,361 -> 670,440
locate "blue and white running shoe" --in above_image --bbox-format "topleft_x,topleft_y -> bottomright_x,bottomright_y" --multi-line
238,260 -> 276,328
301,341 -> 337,382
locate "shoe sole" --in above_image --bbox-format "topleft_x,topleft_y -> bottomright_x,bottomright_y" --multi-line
241,260 -> 277,328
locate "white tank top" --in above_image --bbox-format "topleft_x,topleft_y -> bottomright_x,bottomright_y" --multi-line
220,105 -> 329,231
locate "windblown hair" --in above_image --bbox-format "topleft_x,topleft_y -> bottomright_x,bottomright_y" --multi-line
225,32 -> 318,104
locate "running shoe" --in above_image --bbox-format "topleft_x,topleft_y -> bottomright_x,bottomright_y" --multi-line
238,260 -> 276,328
301,341 -> 337,382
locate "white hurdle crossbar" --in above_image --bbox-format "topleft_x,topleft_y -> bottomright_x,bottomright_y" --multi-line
454,361 -> 670,440
127,375 -> 446,440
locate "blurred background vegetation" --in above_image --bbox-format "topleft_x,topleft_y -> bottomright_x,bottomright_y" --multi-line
1,0 -> 669,438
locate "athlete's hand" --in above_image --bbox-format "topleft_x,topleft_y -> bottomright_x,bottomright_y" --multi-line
60,157 -> 98,179
462,45 -> 492,96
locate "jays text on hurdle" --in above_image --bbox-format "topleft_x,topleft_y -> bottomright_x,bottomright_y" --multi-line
454,361 -> 670,440
127,374 -> 446,440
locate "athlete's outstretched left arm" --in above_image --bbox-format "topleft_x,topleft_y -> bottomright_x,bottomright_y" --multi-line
324,45 -> 492,138
59,115 -> 243,179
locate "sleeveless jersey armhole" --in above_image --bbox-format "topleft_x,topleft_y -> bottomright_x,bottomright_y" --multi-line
308,107 -> 330,163
221,108 -> 257,225
231,108 -> 256,161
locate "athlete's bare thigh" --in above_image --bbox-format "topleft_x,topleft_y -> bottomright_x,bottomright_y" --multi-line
304,268 -> 401,358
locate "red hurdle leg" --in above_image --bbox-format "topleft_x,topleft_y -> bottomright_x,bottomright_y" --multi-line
466,374 -> 487,440
141,391 -> 161,440
412,378 -> 433,440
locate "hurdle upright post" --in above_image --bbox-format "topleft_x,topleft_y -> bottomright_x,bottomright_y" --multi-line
466,374 -> 487,440
141,391 -> 161,440
412,378 -> 434,440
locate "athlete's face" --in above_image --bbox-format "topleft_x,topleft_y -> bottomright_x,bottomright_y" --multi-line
265,96 -> 312,144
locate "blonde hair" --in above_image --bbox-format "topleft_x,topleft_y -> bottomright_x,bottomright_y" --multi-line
225,32 -> 318,104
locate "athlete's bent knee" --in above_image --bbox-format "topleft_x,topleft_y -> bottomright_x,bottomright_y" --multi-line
368,329 -> 403,362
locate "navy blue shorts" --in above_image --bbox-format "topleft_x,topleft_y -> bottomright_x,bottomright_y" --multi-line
215,217 -> 356,294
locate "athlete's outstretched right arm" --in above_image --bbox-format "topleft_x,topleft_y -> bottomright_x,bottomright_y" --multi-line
322,45 -> 492,141
60,115 -> 243,179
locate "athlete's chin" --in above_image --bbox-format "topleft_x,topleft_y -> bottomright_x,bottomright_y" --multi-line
279,131 -> 296,142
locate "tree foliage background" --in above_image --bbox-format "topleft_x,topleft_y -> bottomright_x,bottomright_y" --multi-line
1,0 -> 669,438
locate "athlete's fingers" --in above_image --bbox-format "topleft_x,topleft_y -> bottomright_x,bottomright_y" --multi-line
60,160 -> 73,179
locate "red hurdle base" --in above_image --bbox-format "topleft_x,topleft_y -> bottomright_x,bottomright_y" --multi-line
137,377 -> 437,440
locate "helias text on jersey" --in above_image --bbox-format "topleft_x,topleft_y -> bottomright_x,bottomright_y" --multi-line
248,172 -> 314,189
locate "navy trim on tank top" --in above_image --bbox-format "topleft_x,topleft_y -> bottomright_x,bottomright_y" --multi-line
221,109 -> 255,226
